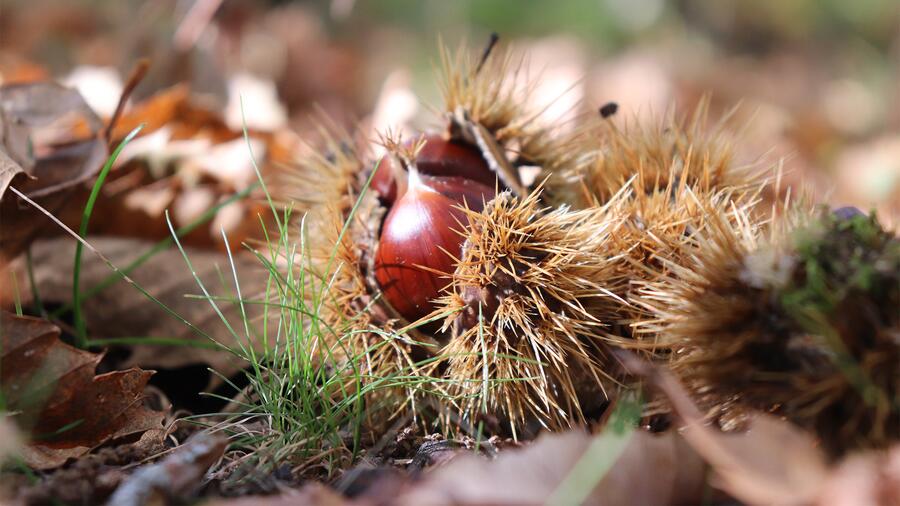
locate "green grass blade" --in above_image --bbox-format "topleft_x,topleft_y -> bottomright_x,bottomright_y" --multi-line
72,125 -> 143,347
547,393 -> 642,506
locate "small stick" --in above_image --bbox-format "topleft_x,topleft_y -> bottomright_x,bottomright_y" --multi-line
104,59 -> 150,148
106,432 -> 227,506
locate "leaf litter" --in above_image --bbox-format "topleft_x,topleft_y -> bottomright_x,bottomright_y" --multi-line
1,311 -> 167,470
0,82 -> 107,261
25,236 -> 269,384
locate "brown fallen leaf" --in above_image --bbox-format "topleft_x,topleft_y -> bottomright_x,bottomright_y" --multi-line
393,429 -> 708,506
54,83 -> 280,251
815,446 -> 900,506
623,351 -> 900,505
0,82 -> 105,195
0,81 -> 107,261
620,351 -> 831,506
201,483 -> 347,506
0,103 -> 35,198
687,414 -> 829,506
110,84 -> 236,145
1,311 -> 166,469
0,61 -> 51,86
0,146 -> 25,202
17,426 -> 170,505
26,237 -> 268,382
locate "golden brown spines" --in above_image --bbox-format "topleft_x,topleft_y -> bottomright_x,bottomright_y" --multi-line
641,207 -> 899,457
432,189 -> 627,435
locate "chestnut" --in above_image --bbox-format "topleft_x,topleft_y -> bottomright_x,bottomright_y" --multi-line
370,134 -> 495,205
374,171 -> 495,323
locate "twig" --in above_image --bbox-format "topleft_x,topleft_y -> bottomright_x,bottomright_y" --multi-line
106,432 -> 227,506
104,59 -> 150,148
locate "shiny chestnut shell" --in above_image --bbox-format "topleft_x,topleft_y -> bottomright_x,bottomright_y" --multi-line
374,175 -> 495,323
370,135 -> 495,205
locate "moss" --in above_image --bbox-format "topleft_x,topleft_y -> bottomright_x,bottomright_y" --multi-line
781,211 -> 898,320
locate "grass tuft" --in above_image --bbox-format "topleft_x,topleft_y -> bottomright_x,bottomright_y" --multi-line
166,109 -> 450,485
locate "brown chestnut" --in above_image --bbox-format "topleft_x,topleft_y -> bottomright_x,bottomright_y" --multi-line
374,170 -> 495,323
370,134 -> 495,205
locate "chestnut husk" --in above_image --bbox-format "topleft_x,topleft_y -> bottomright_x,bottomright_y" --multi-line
429,190 -> 630,435
273,41 -> 788,440
640,207 -> 900,458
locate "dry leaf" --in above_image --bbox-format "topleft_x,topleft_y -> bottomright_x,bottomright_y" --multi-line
0,148 -> 26,203
27,237 -> 268,382
621,352 -> 831,506
0,81 -> 107,260
0,104 -> 35,198
73,84 -> 276,250
111,84 -> 235,145
1,311 -> 165,469
15,426 -> 169,505
202,483 -> 347,506
0,82 -> 105,193
109,85 -> 190,141
394,429 -> 707,506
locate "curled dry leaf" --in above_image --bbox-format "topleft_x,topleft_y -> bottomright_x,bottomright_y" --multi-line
0,103 -> 35,198
106,431 -> 228,506
0,81 -> 107,260
110,84 -> 232,144
70,84 -> 280,250
1,311 -> 166,469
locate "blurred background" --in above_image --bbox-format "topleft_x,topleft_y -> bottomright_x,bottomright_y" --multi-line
2,0 -> 898,237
